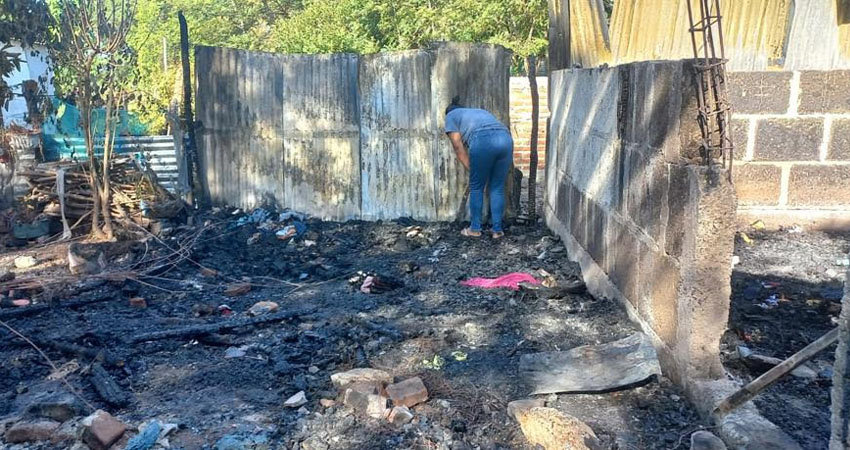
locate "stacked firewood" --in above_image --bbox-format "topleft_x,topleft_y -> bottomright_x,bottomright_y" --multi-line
19,157 -> 184,226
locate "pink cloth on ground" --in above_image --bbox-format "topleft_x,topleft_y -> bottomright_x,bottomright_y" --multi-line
460,272 -> 540,290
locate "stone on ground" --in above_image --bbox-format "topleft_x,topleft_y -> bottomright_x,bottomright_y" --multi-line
515,407 -> 600,450
330,368 -> 392,390
248,301 -> 279,316
507,398 -> 545,421
690,430 -> 727,450
81,409 -> 126,450
388,406 -> 414,425
284,391 -> 308,408
385,377 -> 429,407
342,388 -> 389,419
4,419 -> 60,443
24,390 -> 83,422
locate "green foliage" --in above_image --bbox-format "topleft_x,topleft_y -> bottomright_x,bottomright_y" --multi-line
0,44 -> 22,114
270,0 -> 380,54
0,0 -> 55,45
125,0 -> 547,130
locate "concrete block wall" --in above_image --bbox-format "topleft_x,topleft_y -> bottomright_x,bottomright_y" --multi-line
728,70 -> 850,227
509,77 -> 548,175
545,60 -> 737,390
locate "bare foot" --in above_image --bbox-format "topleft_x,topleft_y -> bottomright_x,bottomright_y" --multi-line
461,228 -> 481,237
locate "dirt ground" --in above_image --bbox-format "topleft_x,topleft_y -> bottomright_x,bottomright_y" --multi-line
0,209 -> 706,450
722,225 -> 850,450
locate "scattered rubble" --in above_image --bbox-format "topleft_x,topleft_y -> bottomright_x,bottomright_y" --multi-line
725,227 -> 850,448
0,215 -> 705,449
330,368 -> 392,390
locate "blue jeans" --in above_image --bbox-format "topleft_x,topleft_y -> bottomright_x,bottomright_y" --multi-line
468,128 -> 513,232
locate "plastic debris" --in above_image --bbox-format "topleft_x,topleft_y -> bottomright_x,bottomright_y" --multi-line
14,255 -> 37,269
276,226 -> 296,240
739,232 -> 754,245
350,271 -> 403,294
422,354 -> 446,370
225,346 -> 248,358
461,272 -> 540,290
124,420 -> 161,450
237,208 -> 271,226
750,219 -> 766,230
278,209 -> 306,222
451,351 -> 468,361
756,294 -> 780,309
836,258 -> 850,266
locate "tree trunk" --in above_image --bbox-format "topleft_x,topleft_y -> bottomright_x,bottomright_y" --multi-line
80,91 -> 104,239
830,253 -> 850,449
100,97 -> 115,240
526,55 -> 539,220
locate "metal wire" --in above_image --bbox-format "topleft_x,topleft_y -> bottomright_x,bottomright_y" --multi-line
686,0 -> 734,181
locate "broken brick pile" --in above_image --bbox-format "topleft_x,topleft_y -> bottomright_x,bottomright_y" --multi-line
331,368 -> 426,426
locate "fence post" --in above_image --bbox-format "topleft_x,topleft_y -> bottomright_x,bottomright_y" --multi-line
178,11 -> 199,208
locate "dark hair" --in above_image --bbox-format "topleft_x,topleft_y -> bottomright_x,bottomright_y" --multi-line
445,96 -> 463,115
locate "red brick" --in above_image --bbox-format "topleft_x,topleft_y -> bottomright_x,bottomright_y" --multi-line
82,410 -> 126,450
385,377 -> 429,407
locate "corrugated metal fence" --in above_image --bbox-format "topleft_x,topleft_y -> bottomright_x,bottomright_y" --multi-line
549,0 -> 850,72
195,43 -> 512,221
53,135 -> 184,192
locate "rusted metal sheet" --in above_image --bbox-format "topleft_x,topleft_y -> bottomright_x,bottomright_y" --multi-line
195,43 -> 511,221
785,0 -> 850,70
359,51 -> 438,220
556,0 -> 847,71
282,54 -> 361,220
430,42 -> 513,221
195,46 -> 285,210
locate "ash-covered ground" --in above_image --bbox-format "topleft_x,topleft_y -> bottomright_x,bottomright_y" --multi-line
0,209 -> 710,449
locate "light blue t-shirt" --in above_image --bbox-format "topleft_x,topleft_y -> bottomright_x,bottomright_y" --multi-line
445,108 -> 508,144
